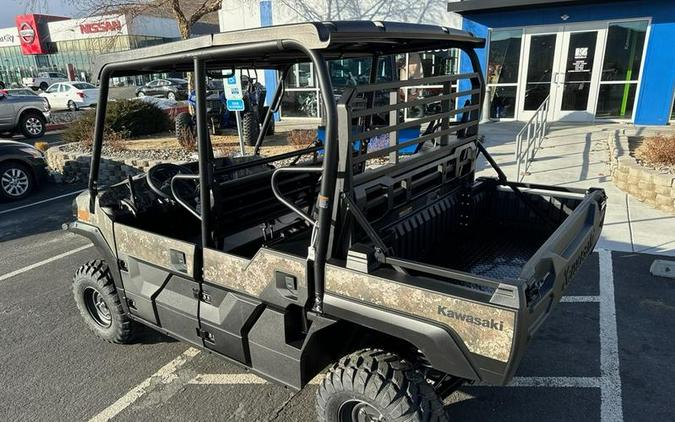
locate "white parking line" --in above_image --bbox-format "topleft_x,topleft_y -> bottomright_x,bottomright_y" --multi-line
0,189 -> 84,215
0,244 -> 92,282
598,249 -> 623,422
561,295 -> 601,303
89,347 -> 200,422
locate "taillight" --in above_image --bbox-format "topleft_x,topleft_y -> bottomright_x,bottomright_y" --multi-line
76,91 -> 85,98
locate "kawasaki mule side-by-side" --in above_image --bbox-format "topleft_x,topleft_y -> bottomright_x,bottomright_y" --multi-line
66,21 -> 606,421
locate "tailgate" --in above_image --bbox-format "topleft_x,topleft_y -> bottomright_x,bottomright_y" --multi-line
519,187 -> 606,334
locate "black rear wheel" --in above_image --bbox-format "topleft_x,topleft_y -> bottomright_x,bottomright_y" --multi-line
241,111 -> 260,146
317,349 -> 448,422
73,260 -> 135,344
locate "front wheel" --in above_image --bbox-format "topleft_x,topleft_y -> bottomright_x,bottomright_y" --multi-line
73,260 -> 135,344
316,349 -> 448,422
19,112 -> 46,138
0,162 -> 33,200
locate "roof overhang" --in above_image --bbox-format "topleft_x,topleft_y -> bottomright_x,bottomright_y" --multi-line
447,0 -> 626,14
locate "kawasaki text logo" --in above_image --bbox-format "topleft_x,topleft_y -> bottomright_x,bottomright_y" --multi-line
438,306 -> 504,331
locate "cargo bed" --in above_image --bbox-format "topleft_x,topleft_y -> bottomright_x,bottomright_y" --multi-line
377,177 -> 606,294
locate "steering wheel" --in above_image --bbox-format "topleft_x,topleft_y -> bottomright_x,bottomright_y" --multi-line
146,163 -> 196,200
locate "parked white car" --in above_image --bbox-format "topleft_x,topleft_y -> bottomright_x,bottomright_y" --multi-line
39,82 -> 99,111
22,72 -> 69,91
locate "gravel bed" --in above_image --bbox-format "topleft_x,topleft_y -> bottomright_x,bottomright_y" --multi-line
60,143 -> 197,162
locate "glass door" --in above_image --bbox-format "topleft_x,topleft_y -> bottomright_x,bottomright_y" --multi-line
553,25 -> 603,121
517,26 -> 563,121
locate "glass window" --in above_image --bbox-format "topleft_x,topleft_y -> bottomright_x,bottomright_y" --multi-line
72,82 -> 95,89
596,84 -> 637,119
281,91 -> 318,117
487,29 -> 522,84
524,34 -> 557,110
601,20 -> 648,82
596,20 -> 649,120
670,93 -> 675,121
287,63 -> 314,88
486,29 -> 522,119
488,86 -> 517,119
46,84 -> 59,93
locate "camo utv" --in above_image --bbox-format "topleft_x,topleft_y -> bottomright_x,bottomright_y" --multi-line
67,21 -> 606,421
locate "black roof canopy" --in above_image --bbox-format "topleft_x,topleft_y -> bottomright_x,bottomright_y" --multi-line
93,20 -> 485,79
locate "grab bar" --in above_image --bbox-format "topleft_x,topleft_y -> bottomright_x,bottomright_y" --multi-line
270,166 -> 322,226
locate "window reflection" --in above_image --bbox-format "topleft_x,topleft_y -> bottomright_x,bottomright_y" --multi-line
487,29 -> 522,85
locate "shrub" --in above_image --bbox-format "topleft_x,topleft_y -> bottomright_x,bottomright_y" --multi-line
34,141 -> 49,152
106,99 -> 171,137
62,99 -> 171,147
635,135 -> 675,166
287,129 -> 317,147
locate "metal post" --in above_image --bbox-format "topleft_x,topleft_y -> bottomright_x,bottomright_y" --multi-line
235,111 -> 245,156
194,58 -> 211,249
254,67 -> 288,155
388,90 -> 399,164
281,41 -> 338,314
88,68 -> 111,210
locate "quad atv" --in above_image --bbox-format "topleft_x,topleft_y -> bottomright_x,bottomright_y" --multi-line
175,75 -> 273,146
67,21 -> 606,421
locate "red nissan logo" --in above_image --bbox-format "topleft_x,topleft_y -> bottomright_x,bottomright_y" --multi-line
19,22 -> 35,44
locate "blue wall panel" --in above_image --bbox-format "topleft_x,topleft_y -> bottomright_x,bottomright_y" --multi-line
462,0 -> 675,125
259,0 -> 280,121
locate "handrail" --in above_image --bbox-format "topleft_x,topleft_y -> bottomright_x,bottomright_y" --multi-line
270,166 -> 323,226
170,174 -> 202,221
515,95 -> 550,182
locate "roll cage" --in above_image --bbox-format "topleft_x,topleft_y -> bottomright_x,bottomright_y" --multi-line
88,20 -> 487,313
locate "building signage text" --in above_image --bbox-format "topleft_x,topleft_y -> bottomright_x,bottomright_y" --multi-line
79,19 -> 122,34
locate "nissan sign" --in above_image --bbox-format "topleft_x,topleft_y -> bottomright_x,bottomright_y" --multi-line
80,20 -> 122,34
15,14 -> 48,55
19,22 -> 35,44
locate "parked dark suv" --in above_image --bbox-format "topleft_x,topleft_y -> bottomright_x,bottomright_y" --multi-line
135,78 -> 188,100
0,140 -> 49,200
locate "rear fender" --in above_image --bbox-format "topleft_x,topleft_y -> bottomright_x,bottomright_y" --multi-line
323,293 -> 480,381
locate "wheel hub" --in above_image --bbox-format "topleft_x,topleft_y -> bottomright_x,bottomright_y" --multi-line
1,168 -> 29,197
83,287 -> 112,328
339,400 -> 384,422
25,117 -> 43,135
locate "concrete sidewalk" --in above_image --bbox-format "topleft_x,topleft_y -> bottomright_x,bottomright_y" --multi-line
477,121 -> 675,257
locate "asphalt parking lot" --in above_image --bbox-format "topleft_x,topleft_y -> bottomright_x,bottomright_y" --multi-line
1,183 -> 674,422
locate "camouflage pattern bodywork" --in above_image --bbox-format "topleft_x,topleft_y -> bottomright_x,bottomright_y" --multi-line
74,192 -> 114,250
203,247 -> 306,297
325,264 -> 516,362
115,223 -> 196,277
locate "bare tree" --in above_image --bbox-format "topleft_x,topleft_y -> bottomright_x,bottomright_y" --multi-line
270,0 -> 448,26
23,0 -> 222,39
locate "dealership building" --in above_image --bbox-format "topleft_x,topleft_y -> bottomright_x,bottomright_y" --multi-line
220,0 -> 674,125
0,13 -> 216,87
450,0 -> 675,125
